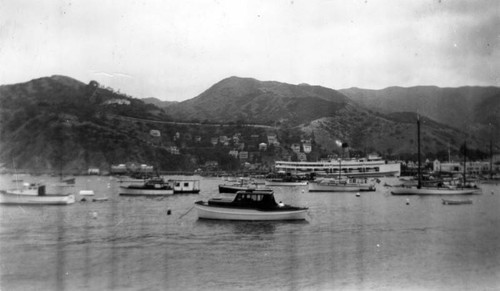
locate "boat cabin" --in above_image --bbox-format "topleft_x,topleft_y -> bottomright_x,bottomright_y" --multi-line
208,190 -> 280,209
170,179 -> 201,193
128,178 -> 172,190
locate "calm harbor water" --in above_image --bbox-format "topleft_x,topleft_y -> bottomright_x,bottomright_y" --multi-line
1,174 -> 499,290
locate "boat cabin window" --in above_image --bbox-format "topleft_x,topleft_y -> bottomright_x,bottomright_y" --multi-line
175,182 -> 180,187
236,194 -> 264,202
184,182 -> 189,187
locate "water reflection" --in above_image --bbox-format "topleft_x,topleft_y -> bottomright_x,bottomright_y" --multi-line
196,219 -> 308,235
55,206 -> 67,291
1,175 -> 500,290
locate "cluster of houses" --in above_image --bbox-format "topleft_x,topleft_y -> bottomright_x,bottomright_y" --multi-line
433,156 -> 500,176
110,163 -> 154,175
107,132 -> 316,173
400,154 -> 500,177
167,131 -> 314,162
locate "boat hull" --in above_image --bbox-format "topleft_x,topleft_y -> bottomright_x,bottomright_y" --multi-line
0,193 -> 75,205
309,183 -> 361,192
264,181 -> 308,187
391,187 -> 480,195
309,178 -> 375,192
194,203 -> 307,221
119,186 -> 174,196
442,199 -> 473,205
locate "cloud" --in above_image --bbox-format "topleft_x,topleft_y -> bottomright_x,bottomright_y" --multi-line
0,0 -> 498,100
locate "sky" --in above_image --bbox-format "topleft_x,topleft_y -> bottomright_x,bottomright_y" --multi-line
1,0 -> 499,101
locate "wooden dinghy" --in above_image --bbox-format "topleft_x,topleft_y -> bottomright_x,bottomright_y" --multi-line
442,199 -> 473,205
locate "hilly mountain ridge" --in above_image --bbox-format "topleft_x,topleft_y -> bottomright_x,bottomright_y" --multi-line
148,76 -> 497,155
162,76 -> 352,125
0,75 -> 497,173
340,86 -> 500,139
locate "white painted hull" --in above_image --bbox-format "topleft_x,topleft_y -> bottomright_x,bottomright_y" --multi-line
309,183 -> 361,192
0,193 -> 75,205
119,186 -> 174,196
195,203 -> 307,221
79,190 -> 95,196
5,189 -> 39,195
264,180 -> 308,186
391,187 -> 481,195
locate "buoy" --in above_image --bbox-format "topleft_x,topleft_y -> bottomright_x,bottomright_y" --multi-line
167,209 -> 171,215
492,191 -> 494,195
356,192 -> 360,197
302,189 -> 305,193
406,198 -> 410,205
92,212 -> 98,219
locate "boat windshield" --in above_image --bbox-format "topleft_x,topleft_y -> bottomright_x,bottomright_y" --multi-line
233,192 -> 278,209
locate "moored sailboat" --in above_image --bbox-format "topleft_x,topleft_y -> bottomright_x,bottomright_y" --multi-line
391,116 -> 480,196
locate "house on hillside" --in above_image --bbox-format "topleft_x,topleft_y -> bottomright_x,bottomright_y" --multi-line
104,99 -> 131,105
219,136 -> 228,144
297,152 -> 307,162
291,143 -> 301,153
229,150 -> 239,158
239,151 -> 249,161
204,161 -> 218,170
168,146 -> 180,155
303,142 -> 312,153
267,134 -> 280,146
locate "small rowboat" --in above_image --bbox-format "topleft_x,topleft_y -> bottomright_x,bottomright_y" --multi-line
442,199 -> 473,205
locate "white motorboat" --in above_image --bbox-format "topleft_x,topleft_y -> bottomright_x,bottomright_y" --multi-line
194,189 -> 308,221
0,184 -> 75,205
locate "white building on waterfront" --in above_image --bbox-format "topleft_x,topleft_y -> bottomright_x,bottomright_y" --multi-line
433,159 -> 500,175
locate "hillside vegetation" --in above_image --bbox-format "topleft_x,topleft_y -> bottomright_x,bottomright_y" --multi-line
0,75 -> 496,174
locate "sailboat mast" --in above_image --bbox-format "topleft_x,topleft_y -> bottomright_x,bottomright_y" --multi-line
463,141 -> 467,186
490,123 -> 493,179
417,116 -> 421,189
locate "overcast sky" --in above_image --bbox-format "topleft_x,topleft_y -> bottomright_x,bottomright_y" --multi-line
1,0 -> 498,101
